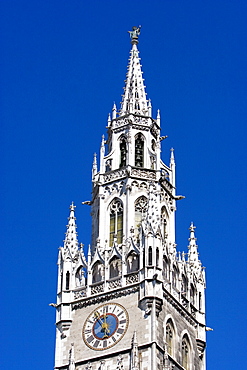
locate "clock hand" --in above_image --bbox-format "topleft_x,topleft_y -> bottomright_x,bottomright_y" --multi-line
102,313 -> 110,337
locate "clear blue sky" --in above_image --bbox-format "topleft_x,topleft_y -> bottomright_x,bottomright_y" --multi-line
1,1 -> 246,369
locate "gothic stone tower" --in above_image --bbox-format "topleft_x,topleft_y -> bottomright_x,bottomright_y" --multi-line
53,27 -> 206,370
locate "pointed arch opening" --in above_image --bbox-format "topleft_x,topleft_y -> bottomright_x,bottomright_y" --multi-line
190,284 -> 196,306
135,133 -> 144,167
75,266 -> 86,287
92,262 -> 104,284
109,199 -> 123,247
181,335 -> 191,370
181,274 -> 188,295
119,136 -> 127,168
66,271 -> 70,290
148,246 -> 152,266
172,265 -> 179,289
166,319 -> 175,356
126,252 -> 139,273
109,257 -> 121,279
161,206 -> 168,239
163,255 -> 169,280
156,247 -> 159,267
134,196 -> 147,237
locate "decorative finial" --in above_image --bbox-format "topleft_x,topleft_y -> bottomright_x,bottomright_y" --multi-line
70,202 -> 76,211
128,26 -> 141,45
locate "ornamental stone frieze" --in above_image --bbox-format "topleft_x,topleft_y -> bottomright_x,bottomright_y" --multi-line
103,168 -> 128,183
131,167 -> 156,180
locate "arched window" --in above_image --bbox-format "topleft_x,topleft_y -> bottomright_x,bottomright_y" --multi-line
109,199 -> 123,247
190,284 -> 196,305
92,262 -> 104,284
66,271 -> 70,290
119,138 -> 127,168
148,246 -> 152,266
181,275 -> 187,295
182,335 -> 190,370
199,292 -> 202,311
75,267 -> 85,287
151,139 -> 156,152
134,196 -> 147,236
161,206 -> 168,239
127,252 -> 139,273
166,320 -> 175,356
163,256 -> 169,280
109,257 -> 121,279
135,134 -> 144,167
156,247 -> 159,267
172,266 -> 178,288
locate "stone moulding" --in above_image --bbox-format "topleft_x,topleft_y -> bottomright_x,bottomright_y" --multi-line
163,288 -> 197,328
103,168 -> 128,183
131,168 -> 156,180
72,286 -> 139,311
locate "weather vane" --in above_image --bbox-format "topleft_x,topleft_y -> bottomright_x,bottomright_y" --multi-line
128,26 -> 141,44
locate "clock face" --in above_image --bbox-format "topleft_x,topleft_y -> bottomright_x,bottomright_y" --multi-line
82,303 -> 129,350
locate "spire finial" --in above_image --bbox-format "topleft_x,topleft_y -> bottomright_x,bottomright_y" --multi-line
128,26 -> 141,45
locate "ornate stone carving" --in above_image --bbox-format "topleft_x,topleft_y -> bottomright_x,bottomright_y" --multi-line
126,272 -> 139,285
74,287 -> 87,299
72,286 -> 139,310
131,168 -> 156,180
108,277 -> 122,289
103,168 -> 127,183
91,282 -> 104,295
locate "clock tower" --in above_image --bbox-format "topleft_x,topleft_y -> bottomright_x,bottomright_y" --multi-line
53,27 -> 207,370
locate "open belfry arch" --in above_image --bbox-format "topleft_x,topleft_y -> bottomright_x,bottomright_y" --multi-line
53,27 -> 207,370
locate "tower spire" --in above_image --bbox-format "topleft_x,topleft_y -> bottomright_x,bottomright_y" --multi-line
188,222 -> 201,272
120,27 -> 149,117
63,202 -> 79,259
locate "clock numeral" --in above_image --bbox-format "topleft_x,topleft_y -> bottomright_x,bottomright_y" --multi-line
103,340 -> 107,348
112,335 -> 117,343
117,310 -> 124,317
103,305 -> 108,313
117,328 -> 124,334
87,335 -> 94,344
94,340 -> 100,348
112,305 -> 117,313
119,319 -> 126,325
84,329 -> 91,334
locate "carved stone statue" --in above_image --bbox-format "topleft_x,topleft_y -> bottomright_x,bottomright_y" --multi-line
128,26 -> 141,44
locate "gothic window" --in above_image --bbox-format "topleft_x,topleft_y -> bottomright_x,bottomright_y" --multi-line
92,262 -> 104,284
181,275 -> 187,295
134,196 -> 147,236
75,267 -> 85,287
148,246 -> 152,266
135,134 -> 144,167
163,256 -> 169,280
161,206 -> 168,239
190,284 -> 196,305
119,138 -> 127,168
109,199 -> 123,247
156,247 -> 159,267
166,320 -> 175,356
109,257 -> 121,279
182,335 -> 190,370
66,271 -> 70,290
127,252 -> 139,273
172,266 -> 178,289
199,292 -> 202,311
151,139 -> 156,152
135,90 -> 139,98
105,159 -> 112,172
